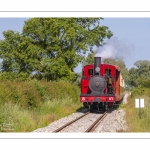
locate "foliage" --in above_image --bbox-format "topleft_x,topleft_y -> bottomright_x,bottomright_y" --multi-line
138,79 -> 150,88
125,60 -> 150,131
0,80 -> 81,132
134,60 -> 150,77
128,60 -> 150,88
0,18 -> 113,81
82,50 -> 97,66
75,72 -> 82,86
0,31 -> 34,74
131,86 -> 146,98
0,80 -> 80,109
128,67 -> 138,87
0,72 -> 30,81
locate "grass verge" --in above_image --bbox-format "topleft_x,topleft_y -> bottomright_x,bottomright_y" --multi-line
0,80 -> 82,132
0,98 -> 82,132
125,88 -> 150,132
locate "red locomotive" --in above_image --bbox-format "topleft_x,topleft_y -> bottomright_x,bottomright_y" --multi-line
80,56 -> 125,111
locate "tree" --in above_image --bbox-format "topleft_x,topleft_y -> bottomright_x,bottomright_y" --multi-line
82,50 -> 97,66
128,60 -> 150,87
128,67 -> 138,87
134,60 -> 150,78
0,18 -> 113,81
0,30 -> 40,80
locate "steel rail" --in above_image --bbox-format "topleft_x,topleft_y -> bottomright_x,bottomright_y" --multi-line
85,111 -> 107,132
53,111 -> 90,132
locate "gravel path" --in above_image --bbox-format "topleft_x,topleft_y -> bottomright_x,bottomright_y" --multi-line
32,93 -> 129,133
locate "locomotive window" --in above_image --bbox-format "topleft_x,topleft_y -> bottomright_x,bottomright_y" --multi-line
88,68 -> 93,75
105,68 -> 111,75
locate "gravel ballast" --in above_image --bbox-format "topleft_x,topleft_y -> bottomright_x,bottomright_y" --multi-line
32,93 -> 129,133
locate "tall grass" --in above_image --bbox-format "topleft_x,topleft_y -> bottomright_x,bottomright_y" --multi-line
0,102 -> 36,132
0,98 -> 82,132
0,80 -> 82,132
125,87 -> 150,132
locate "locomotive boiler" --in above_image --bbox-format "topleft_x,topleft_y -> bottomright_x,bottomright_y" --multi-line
80,56 -> 125,111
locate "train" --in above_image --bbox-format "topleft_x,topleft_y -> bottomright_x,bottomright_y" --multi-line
80,56 -> 125,111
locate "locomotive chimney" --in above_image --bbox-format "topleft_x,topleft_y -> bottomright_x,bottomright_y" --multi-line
94,56 -> 101,75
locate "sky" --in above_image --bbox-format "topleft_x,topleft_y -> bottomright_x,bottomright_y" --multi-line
0,18 -> 150,72
101,18 -> 150,69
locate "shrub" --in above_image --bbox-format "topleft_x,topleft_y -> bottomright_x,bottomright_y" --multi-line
0,80 -> 80,109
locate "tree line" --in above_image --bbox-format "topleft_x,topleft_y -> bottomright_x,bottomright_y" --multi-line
0,18 -> 149,89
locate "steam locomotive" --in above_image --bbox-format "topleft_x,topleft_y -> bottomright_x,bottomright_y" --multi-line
80,56 -> 125,111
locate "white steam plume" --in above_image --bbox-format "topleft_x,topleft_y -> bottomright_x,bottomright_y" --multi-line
94,45 -> 117,59
94,37 -> 134,62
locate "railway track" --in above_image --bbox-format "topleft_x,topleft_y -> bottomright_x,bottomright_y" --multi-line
53,111 -> 107,133
85,111 -> 107,132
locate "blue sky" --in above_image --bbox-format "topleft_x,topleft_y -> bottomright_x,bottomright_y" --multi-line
101,18 -> 150,69
0,18 -> 150,72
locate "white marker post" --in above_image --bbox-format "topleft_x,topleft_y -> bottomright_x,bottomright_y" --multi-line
135,99 -> 144,119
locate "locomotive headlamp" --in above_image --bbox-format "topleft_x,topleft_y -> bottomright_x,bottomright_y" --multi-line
96,82 -> 100,87
95,67 -> 100,72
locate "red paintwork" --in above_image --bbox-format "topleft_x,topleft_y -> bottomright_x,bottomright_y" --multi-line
80,96 -> 115,102
80,63 -> 122,103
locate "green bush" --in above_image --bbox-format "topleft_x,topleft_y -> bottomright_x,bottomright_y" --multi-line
131,85 -> 147,98
0,72 -> 30,81
0,80 -> 80,109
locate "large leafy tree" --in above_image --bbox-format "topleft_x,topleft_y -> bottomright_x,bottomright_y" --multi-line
0,18 -> 113,81
0,30 -> 37,74
82,50 -> 97,66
